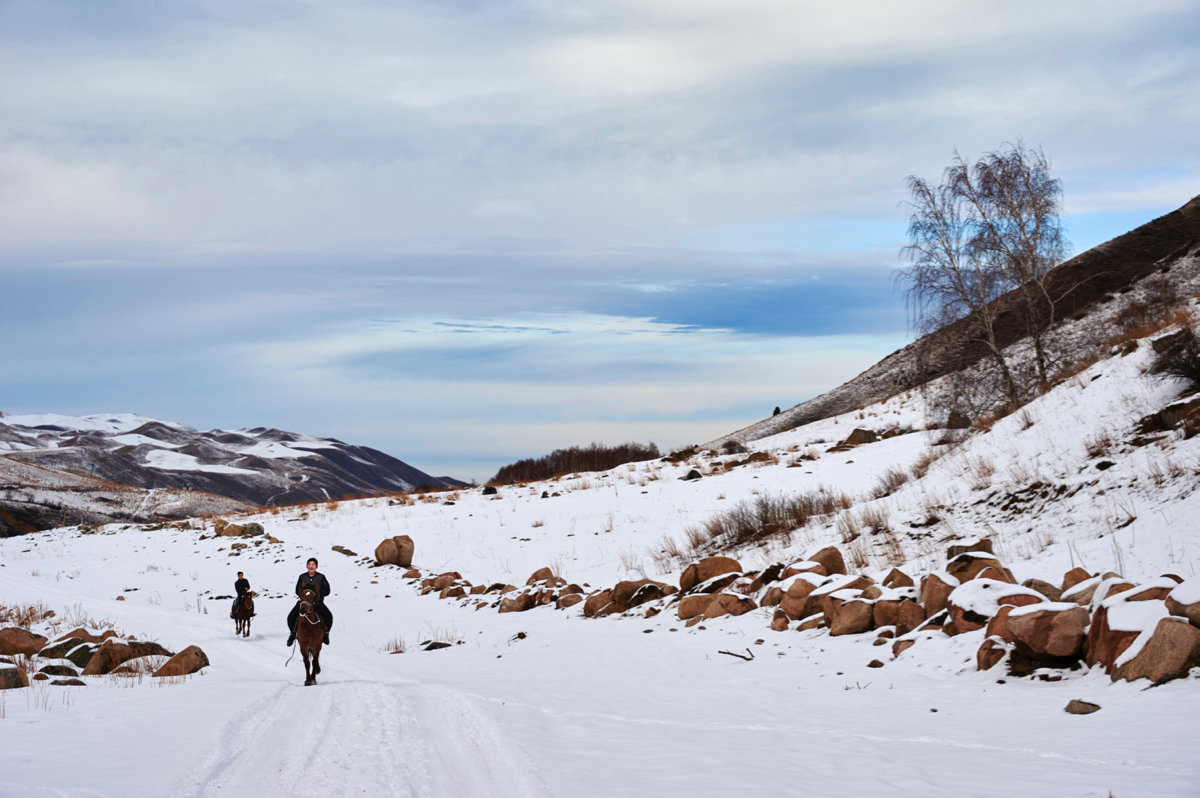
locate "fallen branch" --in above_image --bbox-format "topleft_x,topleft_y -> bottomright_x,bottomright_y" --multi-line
718,648 -> 755,661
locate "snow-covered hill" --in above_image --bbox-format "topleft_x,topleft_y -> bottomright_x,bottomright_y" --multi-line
0,412 -> 461,534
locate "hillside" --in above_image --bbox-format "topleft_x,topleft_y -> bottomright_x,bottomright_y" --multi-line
708,193 -> 1200,449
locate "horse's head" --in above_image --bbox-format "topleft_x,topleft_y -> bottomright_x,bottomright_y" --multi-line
298,587 -> 319,614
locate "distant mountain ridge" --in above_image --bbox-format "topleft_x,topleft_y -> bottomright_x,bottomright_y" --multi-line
0,412 -> 462,535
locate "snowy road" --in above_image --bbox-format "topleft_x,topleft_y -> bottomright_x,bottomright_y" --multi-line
179,679 -> 550,798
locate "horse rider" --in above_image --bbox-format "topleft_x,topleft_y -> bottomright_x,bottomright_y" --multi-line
286,557 -> 332,646
231,570 -> 255,618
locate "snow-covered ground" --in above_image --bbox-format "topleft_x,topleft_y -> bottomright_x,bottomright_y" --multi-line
2,335 -> 1199,797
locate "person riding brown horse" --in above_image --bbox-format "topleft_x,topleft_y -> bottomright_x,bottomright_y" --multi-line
294,586 -> 324,685
230,571 -> 255,619
286,557 -> 332,646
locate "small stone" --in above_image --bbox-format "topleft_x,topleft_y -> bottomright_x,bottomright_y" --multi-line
1065,700 -> 1101,715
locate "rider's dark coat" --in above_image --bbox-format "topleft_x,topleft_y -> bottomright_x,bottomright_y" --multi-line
295,571 -> 331,603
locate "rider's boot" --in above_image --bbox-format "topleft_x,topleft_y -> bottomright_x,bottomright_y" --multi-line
323,631 -> 330,645
286,633 -> 296,646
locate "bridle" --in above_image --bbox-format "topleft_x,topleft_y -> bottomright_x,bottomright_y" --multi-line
298,589 -> 322,626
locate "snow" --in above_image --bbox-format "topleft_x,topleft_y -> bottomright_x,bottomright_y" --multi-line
1,412 -> 173,435
111,434 -> 184,449
2,332 -> 1200,796
947,579 -> 1045,615
142,449 -> 259,475
236,439 -> 338,459
1169,579 -> 1200,606
1008,601 -> 1080,618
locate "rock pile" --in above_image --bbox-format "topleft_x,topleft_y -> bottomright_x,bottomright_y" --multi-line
398,534 -> 1200,686
397,565 -> 588,613
0,624 -> 209,691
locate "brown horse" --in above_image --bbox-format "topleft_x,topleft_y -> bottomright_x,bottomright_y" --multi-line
295,587 -> 324,685
234,591 -> 256,637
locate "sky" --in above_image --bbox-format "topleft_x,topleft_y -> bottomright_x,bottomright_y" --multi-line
2,0 -> 1198,483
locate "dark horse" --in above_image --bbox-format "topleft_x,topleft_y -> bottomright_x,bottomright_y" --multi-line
294,587 -> 325,685
234,591 -> 256,638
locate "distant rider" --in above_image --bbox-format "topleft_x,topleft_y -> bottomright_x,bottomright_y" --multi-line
230,570 -> 254,618
286,557 -> 332,646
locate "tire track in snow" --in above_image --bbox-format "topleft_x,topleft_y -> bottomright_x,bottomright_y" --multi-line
175,680 -> 550,797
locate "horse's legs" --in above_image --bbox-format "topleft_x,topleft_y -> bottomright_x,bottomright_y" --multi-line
312,650 -> 321,677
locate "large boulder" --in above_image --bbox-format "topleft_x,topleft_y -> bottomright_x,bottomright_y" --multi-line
778,575 -> 825,620
1112,617 -> 1200,684
374,535 -> 415,567
841,428 -> 877,446
611,579 -> 670,609
807,546 -> 847,577
894,600 -> 927,637
426,572 -> 464,591
213,519 -> 260,537
872,599 -> 900,629
702,593 -> 757,619
1006,603 -> 1090,662
976,637 -> 1009,671
1086,594 -> 1169,672
1166,579 -> 1200,627
0,664 -> 29,690
677,594 -> 716,620
152,646 -> 209,678
946,552 -> 1014,584
946,580 -> 1044,635
680,557 -> 741,592
747,564 -> 785,593
919,572 -> 959,615
828,599 -> 874,636
526,567 -> 556,585
556,593 -> 585,610
53,628 -> 119,645
49,642 -> 100,670
780,560 -> 827,579
583,590 -> 614,618
1061,567 -> 1092,592
810,575 -> 875,619
0,627 -> 49,657
82,640 -> 174,676
498,592 -> 537,613
948,538 -> 994,560
1022,578 -> 1063,602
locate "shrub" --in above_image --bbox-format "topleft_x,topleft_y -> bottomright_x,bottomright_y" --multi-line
1150,326 -> 1200,390
490,442 -> 661,485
